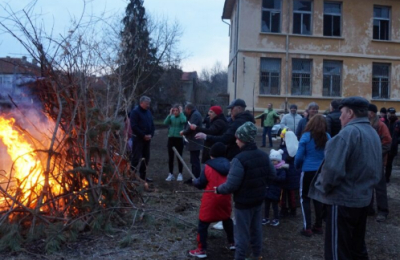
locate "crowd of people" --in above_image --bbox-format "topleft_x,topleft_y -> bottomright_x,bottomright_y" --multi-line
128,95 -> 399,260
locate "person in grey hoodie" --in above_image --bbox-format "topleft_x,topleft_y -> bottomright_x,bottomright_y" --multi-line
280,104 -> 302,133
309,97 -> 382,260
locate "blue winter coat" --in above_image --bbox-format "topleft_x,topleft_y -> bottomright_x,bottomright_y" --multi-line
295,132 -> 331,172
265,166 -> 287,201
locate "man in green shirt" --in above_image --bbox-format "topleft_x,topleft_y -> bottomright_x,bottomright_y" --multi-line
255,103 -> 279,148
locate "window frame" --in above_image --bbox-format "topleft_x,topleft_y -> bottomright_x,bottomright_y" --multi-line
373,5 -> 391,41
261,0 -> 282,33
372,63 -> 391,99
291,59 -> 312,96
323,1 -> 342,37
323,60 -> 342,97
260,58 -> 281,95
293,0 -> 313,35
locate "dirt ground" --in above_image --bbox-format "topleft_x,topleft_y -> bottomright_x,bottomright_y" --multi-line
2,127 -> 400,260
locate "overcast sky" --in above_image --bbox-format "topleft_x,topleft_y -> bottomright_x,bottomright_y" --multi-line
0,0 -> 229,73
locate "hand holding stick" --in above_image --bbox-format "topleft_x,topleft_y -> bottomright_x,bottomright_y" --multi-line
172,146 -> 195,179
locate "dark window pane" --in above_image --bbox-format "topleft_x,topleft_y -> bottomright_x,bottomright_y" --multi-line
323,76 -> 330,96
373,20 -> 380,39
374,6 -> 390,18
262,11 -> 271,32
263,0 -> 281,9
271,12 -> 281,32
302,14 -> 311,35
333,15 -> 341,36
324,15 -> 332,36
324,3 -> 341,14
294,1 -> 312,11
332,75 -> 341,96
293,13 -> 301,34
380,20 -> 389,40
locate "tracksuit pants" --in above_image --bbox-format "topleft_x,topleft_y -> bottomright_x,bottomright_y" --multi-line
325,205 -> 369,260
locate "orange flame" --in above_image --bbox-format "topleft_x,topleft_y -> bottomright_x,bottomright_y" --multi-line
0,116 -> 61,208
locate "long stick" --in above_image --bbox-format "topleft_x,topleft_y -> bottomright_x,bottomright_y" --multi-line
175,190 -> 215,193
172,146 -> 196,179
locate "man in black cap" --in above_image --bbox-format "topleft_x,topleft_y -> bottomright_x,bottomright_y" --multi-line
385,107 -> 400,183
309,96 -> 381,260
325,99 -> 342,137
280,104 -> 302,133
195,99 -> 255,160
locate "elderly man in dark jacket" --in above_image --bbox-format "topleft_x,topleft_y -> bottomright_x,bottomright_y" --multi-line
216,122 -> 276,260
130,96 -> 155,182
181,104 -> 204,181
309,97 -> 381,260
195,99 -> 255,160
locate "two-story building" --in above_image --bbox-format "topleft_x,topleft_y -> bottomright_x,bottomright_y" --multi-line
222,0 -> 400,113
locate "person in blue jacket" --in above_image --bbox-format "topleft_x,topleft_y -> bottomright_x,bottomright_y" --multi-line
295,114 -> 330,237
130,96 -> 155,182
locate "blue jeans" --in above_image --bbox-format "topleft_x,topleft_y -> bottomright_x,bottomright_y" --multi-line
262,127 -> 273,147
234,204 -> 263,260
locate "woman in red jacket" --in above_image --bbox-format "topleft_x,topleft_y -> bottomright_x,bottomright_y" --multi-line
189,142 -> 234,258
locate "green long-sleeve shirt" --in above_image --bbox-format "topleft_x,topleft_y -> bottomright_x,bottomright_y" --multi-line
255,108 -> 279,127
164,113 -> 187,138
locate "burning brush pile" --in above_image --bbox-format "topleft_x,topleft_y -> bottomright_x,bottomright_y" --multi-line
0,74 -> 144,252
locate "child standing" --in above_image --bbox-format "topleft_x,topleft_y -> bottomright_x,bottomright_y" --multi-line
263,149 -> 287,226
189,142 -> 234,258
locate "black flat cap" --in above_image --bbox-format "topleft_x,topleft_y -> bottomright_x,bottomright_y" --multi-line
227,99 -> 246,109
388,107 -> 396,114
368,104 -> 378,113
338,96 -> 369,110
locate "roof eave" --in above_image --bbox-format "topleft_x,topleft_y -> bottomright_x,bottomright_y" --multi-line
222,0 -> 236,19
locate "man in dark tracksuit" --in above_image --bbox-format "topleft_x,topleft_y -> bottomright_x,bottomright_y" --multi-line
130,96 -> 155,182
309,97 -> 381,260
325,99 -> 342,137
216,122 -> 276,260
385,107 -> 400,183
181,104 -> 204,181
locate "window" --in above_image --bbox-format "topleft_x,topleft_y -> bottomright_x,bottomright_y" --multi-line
262,0 -> 281,33
373,6 -> 390,40
260,58 -> 281,95
324,2 -> 341,36
323,60 -> 342,97
293,1 -> 313,35
372,63 -> 390,99
292,59 -> 312,95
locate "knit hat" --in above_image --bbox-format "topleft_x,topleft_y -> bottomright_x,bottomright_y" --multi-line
380,107 -> 387,113
269,149 -> 284,162
368,104 -> 378,113
210,142 -> 226,158
235,122 -> 257,143
209,106 -> 222,115
289,104 -> 297,110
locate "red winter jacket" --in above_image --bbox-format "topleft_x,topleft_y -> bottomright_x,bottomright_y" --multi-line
193,157 -> 232,222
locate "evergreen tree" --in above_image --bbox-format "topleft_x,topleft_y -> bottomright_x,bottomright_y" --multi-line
120,0 -> 159,99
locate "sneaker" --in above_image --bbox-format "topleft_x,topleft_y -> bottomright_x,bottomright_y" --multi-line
312,226 -> 323,234
229,243 -> 236,251
212,221 -> 223,230
376,214 -> 387,222
300,229 -> 313,237
165,173 -> 175,181
189,248 -> 207,258
270,219 -> 280,226
262,218 -> 270,225
177,173 -> 183,181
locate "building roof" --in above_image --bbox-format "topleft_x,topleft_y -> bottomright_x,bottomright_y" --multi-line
222,0 -> 236,19
0,56 -> 41,76
181,71 -> 198,81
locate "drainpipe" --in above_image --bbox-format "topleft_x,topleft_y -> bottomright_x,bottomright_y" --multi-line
234,0 -> 241,100
284,0 -> 291,113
